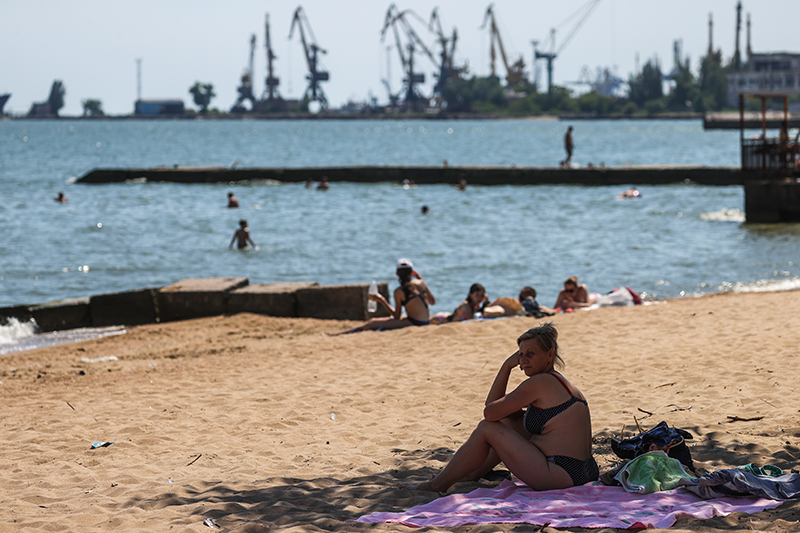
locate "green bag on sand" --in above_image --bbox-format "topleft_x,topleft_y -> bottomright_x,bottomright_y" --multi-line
614,450 -> 697,494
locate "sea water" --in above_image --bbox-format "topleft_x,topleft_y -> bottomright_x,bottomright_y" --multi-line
1,118 -> 799,349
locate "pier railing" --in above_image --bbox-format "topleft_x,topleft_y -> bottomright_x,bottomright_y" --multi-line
741,137 -> 798,174
739,93 -> 799,181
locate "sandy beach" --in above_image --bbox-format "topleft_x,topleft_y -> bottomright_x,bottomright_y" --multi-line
1,289 -> 799,532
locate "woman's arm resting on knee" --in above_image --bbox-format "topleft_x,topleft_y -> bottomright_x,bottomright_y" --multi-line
485,365 -> 545,422
484,352 -> 525,419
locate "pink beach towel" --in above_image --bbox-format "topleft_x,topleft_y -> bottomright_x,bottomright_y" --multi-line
357,479 -> 782,529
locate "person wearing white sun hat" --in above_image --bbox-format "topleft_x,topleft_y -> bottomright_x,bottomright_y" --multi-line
328,258 -> 435,335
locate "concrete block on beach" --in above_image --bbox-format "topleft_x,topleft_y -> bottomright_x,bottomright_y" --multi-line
295,283 -> 390,321
29,297 -> 92,332
90,288 -> 160,326
227,282 -> 319,317
158,277 -> 249,322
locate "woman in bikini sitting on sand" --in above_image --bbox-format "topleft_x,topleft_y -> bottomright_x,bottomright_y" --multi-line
329,258 -> 435,335
415,322 -> 598,493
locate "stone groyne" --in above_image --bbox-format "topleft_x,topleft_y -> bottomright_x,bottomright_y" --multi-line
0,278 -> 389,333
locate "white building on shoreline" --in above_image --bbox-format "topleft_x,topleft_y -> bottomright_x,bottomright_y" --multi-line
727,51 -> 800,107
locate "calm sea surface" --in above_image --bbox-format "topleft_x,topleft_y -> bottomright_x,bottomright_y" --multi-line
2,118 -> 799,338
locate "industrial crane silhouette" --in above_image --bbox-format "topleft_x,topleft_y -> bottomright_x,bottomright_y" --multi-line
535,0 -> 602,93
263,14 -> 280,102
289,6 -> 329,109
428,8 -> 467,98
381,4 -> 433,109
231,34 -> 257,112
480,5 -> 526,89
381,4 -> 464,109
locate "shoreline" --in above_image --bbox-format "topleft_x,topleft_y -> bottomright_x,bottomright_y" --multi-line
1,288 -> 799,531
3,111 -> 703,121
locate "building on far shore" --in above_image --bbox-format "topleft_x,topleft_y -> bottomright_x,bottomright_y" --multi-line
134,99 -> 185,116
727,52 -> 800,107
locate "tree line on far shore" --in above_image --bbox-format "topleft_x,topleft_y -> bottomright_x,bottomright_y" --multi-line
439,48 -> 733,117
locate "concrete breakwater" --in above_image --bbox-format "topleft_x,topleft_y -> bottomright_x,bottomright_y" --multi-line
0,278 -> 390,334
77,165 -> 743,186
703,111 -> 800,130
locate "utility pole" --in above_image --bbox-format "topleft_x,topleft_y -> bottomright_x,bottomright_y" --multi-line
746,13 -> 752,63
733,1 -> 742,70
707,13 -> 713,56
136,58 -> 142,101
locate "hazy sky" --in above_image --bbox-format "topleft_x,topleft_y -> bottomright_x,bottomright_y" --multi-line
2,1 -> 797,115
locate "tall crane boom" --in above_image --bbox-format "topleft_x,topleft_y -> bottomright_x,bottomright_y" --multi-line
480,4 -> 525,88
289,6 -> 329,108
381,4 -> 466,109
380,4 -> 432,109
264,13 -> 280,101
535,0 -> 601,93
231,34 -> 257,112
428,8 -> 466,95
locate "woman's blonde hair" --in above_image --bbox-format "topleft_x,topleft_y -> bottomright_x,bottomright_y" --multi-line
517,322 -> 564,369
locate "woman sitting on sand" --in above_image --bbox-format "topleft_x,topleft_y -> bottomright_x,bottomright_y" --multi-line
553,276 -> 596,312
415,322 -> 598,493
330,258 -> 435,335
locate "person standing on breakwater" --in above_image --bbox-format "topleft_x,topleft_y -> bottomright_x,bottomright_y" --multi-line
328,258 -> 435,335
229,219 -> 256,250
227,191 -> 240,208
561,126 -> 574,168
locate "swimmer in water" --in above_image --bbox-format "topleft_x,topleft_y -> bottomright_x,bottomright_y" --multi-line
616,188 -> 641,200
229,219 -> 256,249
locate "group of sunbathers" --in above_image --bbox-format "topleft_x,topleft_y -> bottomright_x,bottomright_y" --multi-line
329,259 -> 596,336
326,261 -> 601,492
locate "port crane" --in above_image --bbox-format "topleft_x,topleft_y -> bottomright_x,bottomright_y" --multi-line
263,14 -> 280,102
231,34 -> 257,112
289,6 -> 329,109
381,45 -> 401,108
381,4 -> 435,109
381,5 -> 466,109
568,66 -> 625,97
481,4 -> 526,89
535,0 -> 602,93
428,8 -> 467,96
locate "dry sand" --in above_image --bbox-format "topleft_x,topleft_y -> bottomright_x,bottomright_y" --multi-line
1,290 -> 799,533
